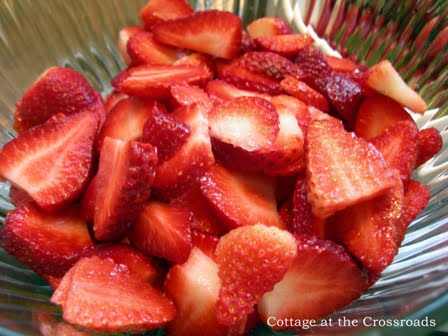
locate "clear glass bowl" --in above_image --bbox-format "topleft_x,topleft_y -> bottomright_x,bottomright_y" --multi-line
0,0 -> 447,335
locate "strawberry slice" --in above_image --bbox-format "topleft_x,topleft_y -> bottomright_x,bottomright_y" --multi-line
308,105 -> 343,124
354,94 -> 415,140
215,224 -> 297,327
370,121 -> 419,187
97,97 -> 163,150
206,80 -> 271,103
191,231 -> 220,260
153,10 -> 242,60
305,120 -> 396,218
325,55 -> 358,72
330,173 -> 404,273
14,67 -> 105,132
153,103 -> 215,200
1,203 -> 93,277
280,76 -> 330,112
199,165 -> 284,231
0,110 -> 99,211
140,0 -> 193,30
141,105 -> 190,163
173,53 -> 216,77
127,31 -> 183,66
9,186 -> 33,207
112,64 -> 211,98
118,26 -> 144,65
128,201 -> 193,264
364,60 -> 427,114
51,256 -> 176,333
104,90 -> 128,112
80,176 -> 97,222
246,17 -> 293,39
170,83 -> 212,109
254,34 -> 314,57
94,139 -> 157,241
295,47 -> 332,91
416,127 -> 443,167
258,235 -> 367,325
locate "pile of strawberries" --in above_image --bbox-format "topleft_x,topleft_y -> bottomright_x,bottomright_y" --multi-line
0,0 -> 443,334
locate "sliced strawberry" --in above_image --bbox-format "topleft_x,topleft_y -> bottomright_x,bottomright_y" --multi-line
191,231 -> 220,260
354,94 -> 415,140
254,34 -> 314,57
153,10 -> 242,59
416,127 -> 443,167
140,0 -> 193,30
295,47 -> 332,91
280,76 -> 330,112
370,121 -> 419,187
128,201 -> 192,264
364,60 -> 427,113
9,186 -> 33,207
141,105 -> 190,163
173,53 -> 215,77
172,185 -> 225,235
165,247 -> 233,336
217,64 -> 281,95
80,176 -> 96,221
80,244 -> 159,284
97,97 -> 162,150
258,235 -> 367,325
112,64 -> 211,98
14,67 -> 105,132
306,120 -> 396,218
0,110 -> 99,211
325,55 -> 358,72
1,203 -> 93,277
118,26 -> 144,65
199,165 -> 284,231
234,51 -> 304,81
206,80 -> 271,103
94,139 -> 157,241
330,173 -> 404,273
153,103 -> 215,200
308,105 -> 343,125
104,90 -> 128,112
216,224 -> 297,327
246,17 -> 293,39
170,83 -> 212,109
51,256 -> 176,333
127,31 -> 183,66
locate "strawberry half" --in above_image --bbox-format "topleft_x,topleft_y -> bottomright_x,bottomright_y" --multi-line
94,139 -> 157,241
118,26 -> 145,65
1,203 -> 93,277
206,80 -> 271,103
140,0 -> 193,30
280,76 -> 330,112
0,110 -> 99,212
305,120 -> 396,218
416,127 -> 443,167
199,165 -> 284,231
170,83 -> 212,109
246,17 -> 293,39
258,235 -> 367,326
215,224 -> 297,327
153,10 -> 242,59
14,67 -> 105,132
254,34 -> 314,57
104,90 -> 128,112
128,201 -> 192,264
295,47 -> 332,91
51,256 -> 176,333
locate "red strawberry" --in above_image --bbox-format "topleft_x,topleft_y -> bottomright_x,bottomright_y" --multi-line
153,10 -> 242,59
80,176 -> 97,221
217,64 -> 281,95
128,202 -> 192,264
153,103 -> 215,200
1,203 -> 93,277
246,17 -> 293,39
172,185 -> 225,235
370,121 -> 419,187
14,67 -> 105,132
241,30 -> 256,53
51,256 -> 176,333
206,80 -> 271,103
416,127 -> 443,167
112,64 -> 211,98
305,120 -> 396,218
330,173 -> 404,273
364,60 -> 426,114
258,235 -> 368,325
140,0 -> 193,30
254,34 -> 314,57
104,90 -> 128,112
9,186 -> 33,207
173,53 -> 216,77
94,139 -> 157,241
0,110 -> 99,212
280,76 -> 330,112
295,47 -> 332,91
127,31 -> 183,66
97,97 -> 162,150
199,165 -> 284,231
325,55 -> 358,72
170,83 -> 212,109
354,94 -> 415,140
118,26 -> 144,65
215,224 -> 297,327
191,231 -> 220,260
141,105 -> 190,163
164,247 -> 234,336
308,105 -> 343,124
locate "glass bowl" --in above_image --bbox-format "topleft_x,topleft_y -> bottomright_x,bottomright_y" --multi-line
0,0 -> 447,335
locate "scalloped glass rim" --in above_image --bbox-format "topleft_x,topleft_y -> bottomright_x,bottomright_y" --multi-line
0,0 -> 447,335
